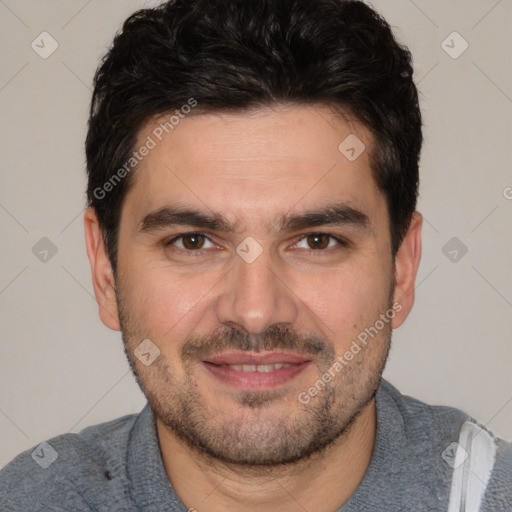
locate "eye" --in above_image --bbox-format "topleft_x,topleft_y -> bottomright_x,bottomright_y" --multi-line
295,233 -> 348,251
166,232 -> 216,251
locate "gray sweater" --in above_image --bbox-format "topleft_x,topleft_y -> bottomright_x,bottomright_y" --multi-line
1,379 -> 511,511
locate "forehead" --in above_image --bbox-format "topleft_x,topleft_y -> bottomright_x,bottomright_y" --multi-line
122,104 -> 383,227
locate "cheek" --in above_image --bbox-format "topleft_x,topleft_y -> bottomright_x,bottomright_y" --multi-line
120,263 -> 216,345
288,261 -> 391,342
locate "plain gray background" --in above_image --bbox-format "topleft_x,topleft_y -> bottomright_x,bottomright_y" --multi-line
0,0 -> 511,467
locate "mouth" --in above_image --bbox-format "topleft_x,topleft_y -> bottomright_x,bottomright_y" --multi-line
201,351 -> 312,390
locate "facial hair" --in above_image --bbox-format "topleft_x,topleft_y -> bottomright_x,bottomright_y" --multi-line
117,283 -> 394,469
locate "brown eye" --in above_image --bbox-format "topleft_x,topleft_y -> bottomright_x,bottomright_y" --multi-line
306,233 -> 331,250
167,233 -> 214,251
180,233 -> 206,250
295,233 -> 348,252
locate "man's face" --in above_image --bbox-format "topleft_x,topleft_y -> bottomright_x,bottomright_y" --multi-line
105,104 -> 404,466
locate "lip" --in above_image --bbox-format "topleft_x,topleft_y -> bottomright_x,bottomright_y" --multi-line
203,350 -> 311,366
201,351 -> 312,390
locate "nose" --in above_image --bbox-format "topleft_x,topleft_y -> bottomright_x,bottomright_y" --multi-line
214,245 -> 299,335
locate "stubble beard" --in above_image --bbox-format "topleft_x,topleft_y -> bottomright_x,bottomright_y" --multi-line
117,288 -> 393,469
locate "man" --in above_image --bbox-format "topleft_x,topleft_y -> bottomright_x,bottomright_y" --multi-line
1,0 -> 510,510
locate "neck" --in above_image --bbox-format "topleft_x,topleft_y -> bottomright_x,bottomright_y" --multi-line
156,398 -> 377,512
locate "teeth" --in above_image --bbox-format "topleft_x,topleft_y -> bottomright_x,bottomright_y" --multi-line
224,363 -> 295,372
256,364 -> 281,372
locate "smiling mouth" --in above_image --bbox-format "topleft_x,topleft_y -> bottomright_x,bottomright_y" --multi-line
201,351 -> 312,390
216,362 -> 297,372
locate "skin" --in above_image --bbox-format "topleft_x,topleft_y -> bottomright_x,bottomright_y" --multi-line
85,103 -> 422,511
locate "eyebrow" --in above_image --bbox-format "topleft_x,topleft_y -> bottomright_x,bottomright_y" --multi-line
139,202 -> 370,234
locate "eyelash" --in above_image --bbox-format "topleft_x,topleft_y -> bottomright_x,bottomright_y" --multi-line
165,232 -> 349,257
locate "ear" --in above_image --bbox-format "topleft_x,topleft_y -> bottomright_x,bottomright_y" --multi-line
84,207 -> 121,331
391,211 -> 422,329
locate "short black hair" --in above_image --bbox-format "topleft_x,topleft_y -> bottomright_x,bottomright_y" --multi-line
86,0 -> 422,272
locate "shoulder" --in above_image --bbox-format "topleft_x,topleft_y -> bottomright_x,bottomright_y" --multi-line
379,379 -> 472,446
380,379 -> 512,510
480,436 -> 512,510
0,411 -> 140,511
